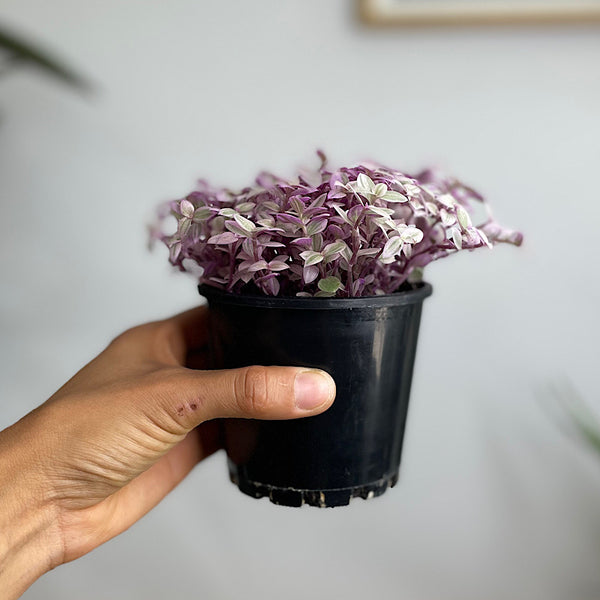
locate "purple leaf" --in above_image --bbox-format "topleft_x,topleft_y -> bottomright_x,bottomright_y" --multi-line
207,232 -> 239,245
154,151 -> 522,297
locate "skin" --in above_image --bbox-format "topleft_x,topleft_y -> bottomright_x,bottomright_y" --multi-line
0,307 -> 336,599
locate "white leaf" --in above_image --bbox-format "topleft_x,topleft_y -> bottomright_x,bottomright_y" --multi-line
322,240 -> 348,257
437,193 -> 456,208
478,228 -> 493,249
404,183 -> 421,197
400,227 -> 424,244
219,208 -> 238,217
236,202 -> 256,213
456,205 -> 472,229
181,258 -> 205,278
180,200 -> 195,219
303,265 -> 319,284
169,242 -> 182,262
367,206 -> 395,217
440,209 -> 456,227
178,218 -> 191,237
268,263 -> 289,272
382,236 -> 403,259
425,202 -> 439,215
242,238 -> 254,255
357,248 -> 380,257
248,260 -> 268,272
374,183 -> 388,198
451,227 -> 463,249
233,213 -> 256,232
261,201 -> 280,212
357,173 -> 373,193
225,222 -> 250,237
331,204 -> 351,224
383,190 -> 408,203
340,245 -> 353,262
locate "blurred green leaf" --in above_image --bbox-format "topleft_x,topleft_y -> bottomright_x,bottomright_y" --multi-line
553,381 -> 600,457
0,24 -> 90,91
570,406 -> 600,456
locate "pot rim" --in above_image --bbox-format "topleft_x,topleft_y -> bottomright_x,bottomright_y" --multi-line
198,281 -> 432,310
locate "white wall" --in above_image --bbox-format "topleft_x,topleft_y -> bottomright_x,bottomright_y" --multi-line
1,1 -> 600,598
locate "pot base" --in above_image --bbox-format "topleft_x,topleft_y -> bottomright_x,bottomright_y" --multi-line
229,465 -> 399,508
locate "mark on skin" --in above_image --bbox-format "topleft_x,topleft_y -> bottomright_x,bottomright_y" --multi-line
176,402 -> 199,417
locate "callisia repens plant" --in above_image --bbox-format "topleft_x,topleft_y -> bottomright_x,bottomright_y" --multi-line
153,152 -> 522,297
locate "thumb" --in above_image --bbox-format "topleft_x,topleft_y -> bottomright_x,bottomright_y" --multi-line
150,365 -> 336,432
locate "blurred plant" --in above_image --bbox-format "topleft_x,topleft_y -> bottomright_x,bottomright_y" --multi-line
153,152 -> 523,297
0,23 -> 88,91
573,411 -> 600,457
560,385 -> 600,458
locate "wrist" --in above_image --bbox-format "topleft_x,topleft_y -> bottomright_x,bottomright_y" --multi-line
0,418 -> 63,599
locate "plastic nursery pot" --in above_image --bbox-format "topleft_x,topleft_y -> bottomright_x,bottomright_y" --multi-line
199,282 -> 432,508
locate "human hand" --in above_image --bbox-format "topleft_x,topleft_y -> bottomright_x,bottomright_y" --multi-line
0,307 -> 336,599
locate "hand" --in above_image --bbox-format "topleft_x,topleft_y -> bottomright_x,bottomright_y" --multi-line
0,307 -> 335,599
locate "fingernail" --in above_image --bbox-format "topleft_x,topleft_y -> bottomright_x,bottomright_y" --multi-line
294,370 -> 335,411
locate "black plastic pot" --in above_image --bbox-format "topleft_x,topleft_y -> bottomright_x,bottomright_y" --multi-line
199,282 -> 432,508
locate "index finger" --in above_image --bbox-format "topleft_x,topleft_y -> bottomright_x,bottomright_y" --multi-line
163,305 -> 210,364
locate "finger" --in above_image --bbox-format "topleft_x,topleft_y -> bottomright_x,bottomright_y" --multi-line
155,306 -> 209,366
185,346 -> 210,370
148,365 -> 336,432
167,305 -> 209,352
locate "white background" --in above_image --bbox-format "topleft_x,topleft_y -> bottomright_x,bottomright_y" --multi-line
1,1 -> 600,598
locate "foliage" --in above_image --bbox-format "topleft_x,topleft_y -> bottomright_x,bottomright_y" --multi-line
153,152 -> 522,297
0,24 -> 88,91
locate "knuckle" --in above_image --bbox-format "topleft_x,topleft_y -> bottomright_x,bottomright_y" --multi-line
108,323 -> 152,349
151,368 -> 203,434
108,321 -> 176,363
237,366 -> 270,415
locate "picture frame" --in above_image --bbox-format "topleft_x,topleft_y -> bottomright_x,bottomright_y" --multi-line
359,0 -> 600,26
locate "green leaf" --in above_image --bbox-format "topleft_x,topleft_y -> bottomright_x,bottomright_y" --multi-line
322,240 -> 348,258
178,217 -> 191,237
236,202 -> 256,213
233,213 -> 256,232
193,207 -> 213,222
305,218 -> 327,236
299,250 -> 324,266
318,276 -> 343,294
0,26 -> 90,91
